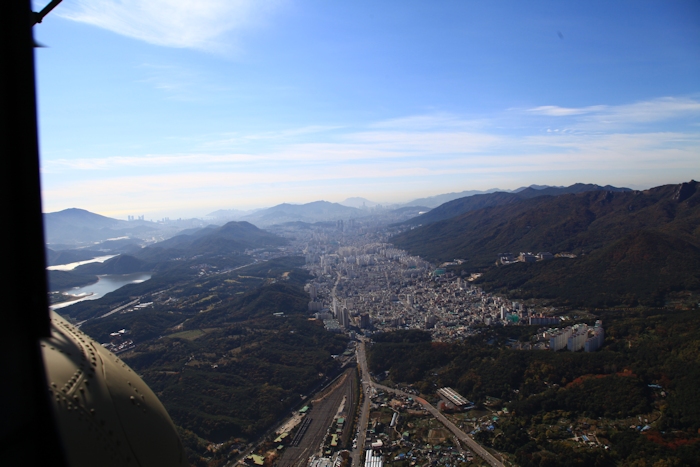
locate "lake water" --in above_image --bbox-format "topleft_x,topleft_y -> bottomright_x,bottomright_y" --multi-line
51,272 -> 152,310
47,255 -> 117,271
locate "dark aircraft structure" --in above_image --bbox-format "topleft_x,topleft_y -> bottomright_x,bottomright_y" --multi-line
1,2 -> 187,465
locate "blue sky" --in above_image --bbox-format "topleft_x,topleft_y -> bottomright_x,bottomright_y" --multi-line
32,0 -> 700,219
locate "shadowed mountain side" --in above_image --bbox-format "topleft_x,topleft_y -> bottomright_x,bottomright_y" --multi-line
134,221 -> 287,261
185,282 -> 310,328
401,183 -> 631,226
43,208 -> 153,244
404,188 -> 505,208
403,191 -> 524,226
44,207 -> 119,231
476,230 -> 700,307
392,181 -> 700,266
72,254 -> 152,275
89,282 -> 349,442
143,225 -> 219,251
47,270 -> 98,291
43,207 -> 208,246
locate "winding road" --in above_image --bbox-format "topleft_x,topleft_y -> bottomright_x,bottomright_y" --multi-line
356,340 -> 504,467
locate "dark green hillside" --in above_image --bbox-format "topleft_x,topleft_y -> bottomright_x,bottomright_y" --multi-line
185,281 -> 310,327
405,191 -> 523,226
402,183 -> 630,227
47,270 -> 98,291
82,281 -> 348,443
153,226 -> 218,248
393,181 -> 700,306
367,306 -> 700,466
394,182 -> 700,264
57,256 -> 259,321
135,221 -> 286,260
72,257 -> 347,448
477,230 -> 700,307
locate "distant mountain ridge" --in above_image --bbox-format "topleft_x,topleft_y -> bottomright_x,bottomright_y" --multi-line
203,208 -> 259,222
44,208 -> 203,246
392,181 -> 700,306
48,221 -> 287,291
404,188 -> 505,208
340,197 -> 380,208
239,201 -> 364,227
402,183 -> 631,226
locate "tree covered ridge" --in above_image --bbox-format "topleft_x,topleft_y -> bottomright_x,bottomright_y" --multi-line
392,181 -> 700,307
476,229 -> 700,307
393,181 -> 700,264
71,258 -> 348,463
91,281 -> 349,442
367,306 -> 700,465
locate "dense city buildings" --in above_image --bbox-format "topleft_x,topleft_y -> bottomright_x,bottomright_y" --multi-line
268,220 -> 601,349
231,219 -> 613,467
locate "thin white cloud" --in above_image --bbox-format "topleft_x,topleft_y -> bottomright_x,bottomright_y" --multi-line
526,97 -> 700,127
41,103 -> 700,174
43,139 -> 699,209
370,113 -> 487,131
527,105 -> 604,117
41,130 -> 700,177
60,0 -> 281,52
40,97 -> 700,215
593,97 -> 700,124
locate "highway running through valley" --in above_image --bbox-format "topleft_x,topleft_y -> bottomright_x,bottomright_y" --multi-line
355,340 -> 504,467
351,340 -> 371,467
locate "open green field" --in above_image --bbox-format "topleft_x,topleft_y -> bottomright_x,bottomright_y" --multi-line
166,329 -> 207,340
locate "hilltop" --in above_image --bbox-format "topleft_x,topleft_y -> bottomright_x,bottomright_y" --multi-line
239,201 -> 363,226
133,220 -> 287,262
47,221 -> 287,293
44,207 -> 204,246
72,258 -> 349,446
392,181 -> 700,306
401,183 -> 631,226
404,188 -> 505,209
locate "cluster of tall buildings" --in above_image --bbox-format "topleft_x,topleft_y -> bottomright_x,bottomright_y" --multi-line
547,321 -> 604,352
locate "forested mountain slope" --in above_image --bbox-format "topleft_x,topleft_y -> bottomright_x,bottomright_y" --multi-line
401,183 -> 630,226
392,181 -> 700,306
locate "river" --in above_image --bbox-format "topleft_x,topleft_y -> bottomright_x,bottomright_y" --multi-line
51,272 -> 152,310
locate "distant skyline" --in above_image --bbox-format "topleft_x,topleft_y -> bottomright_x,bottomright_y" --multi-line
33,1 -> 700,219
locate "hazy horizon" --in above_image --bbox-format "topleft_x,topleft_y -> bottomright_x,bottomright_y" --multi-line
33,1 -> 700,219
44,179 -> 683,221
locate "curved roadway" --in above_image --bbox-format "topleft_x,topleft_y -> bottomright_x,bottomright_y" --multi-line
356,340 -> 504,467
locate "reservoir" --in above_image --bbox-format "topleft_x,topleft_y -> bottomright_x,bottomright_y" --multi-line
47,255 -> 117,271
51,272 -> 152,310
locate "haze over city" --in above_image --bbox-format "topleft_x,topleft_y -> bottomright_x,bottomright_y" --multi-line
33,1 -> 700,219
